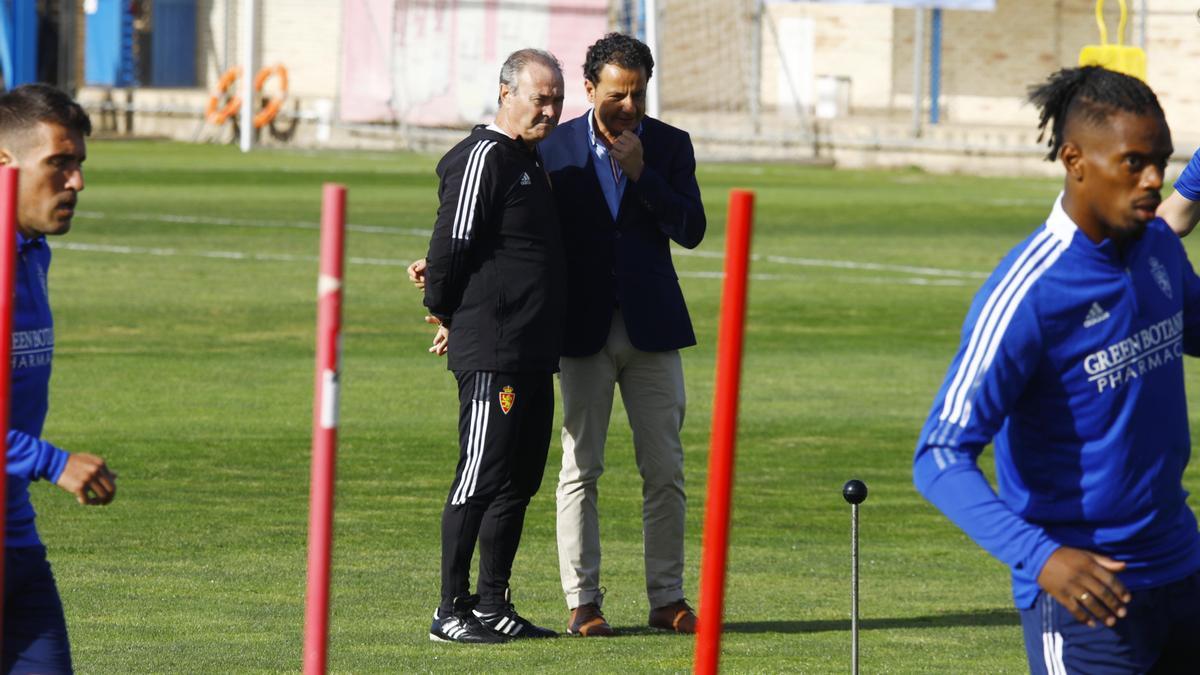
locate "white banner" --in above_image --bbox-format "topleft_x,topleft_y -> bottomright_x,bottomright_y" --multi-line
787,1 -> 994,9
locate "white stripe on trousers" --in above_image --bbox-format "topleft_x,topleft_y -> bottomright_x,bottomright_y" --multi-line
452,373 -> 492,505
1041,596 -> 1068,675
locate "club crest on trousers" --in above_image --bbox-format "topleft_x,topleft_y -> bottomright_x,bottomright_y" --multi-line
499,385 -> 515,415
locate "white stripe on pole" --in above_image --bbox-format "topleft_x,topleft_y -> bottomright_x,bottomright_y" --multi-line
239,0 -> 257,153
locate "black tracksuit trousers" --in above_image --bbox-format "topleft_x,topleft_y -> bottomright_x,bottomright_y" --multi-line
439,370 -> 553,614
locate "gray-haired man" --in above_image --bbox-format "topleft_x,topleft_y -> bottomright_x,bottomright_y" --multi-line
422,48 -> 566,644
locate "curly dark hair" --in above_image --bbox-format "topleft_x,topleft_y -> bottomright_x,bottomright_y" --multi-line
1027,66 -> 1161,161
583,32 -> 654,84
0,83 -> 91,140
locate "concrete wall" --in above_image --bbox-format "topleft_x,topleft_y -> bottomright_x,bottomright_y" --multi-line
196,0 -> 341,99
761,1 -> 1200,142
1145,1 -> 1200,144
760,3 -> 893,112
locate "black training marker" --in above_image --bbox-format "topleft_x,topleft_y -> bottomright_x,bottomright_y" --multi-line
842,479 -> 868,505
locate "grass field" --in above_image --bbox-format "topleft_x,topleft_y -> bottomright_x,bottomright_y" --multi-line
25,139 -> 1200,673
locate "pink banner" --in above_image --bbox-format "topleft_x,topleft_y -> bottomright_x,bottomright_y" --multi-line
339,0 -> 397,123
340,0 -> 609,125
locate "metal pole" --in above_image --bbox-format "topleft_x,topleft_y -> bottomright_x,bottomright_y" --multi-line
239,0 -> 257,153
644,0 -> 660,119
57,0 -> 77,94
842,479 -> 867,675
929,8 -> 941,125
223,0 -> 232,73
911,8 -> 925,138
750,0 -> 763,134
851,502 -> 859,674
1137,0 -> 1147,50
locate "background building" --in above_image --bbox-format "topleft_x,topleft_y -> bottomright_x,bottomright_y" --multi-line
3,0 -> 1197,173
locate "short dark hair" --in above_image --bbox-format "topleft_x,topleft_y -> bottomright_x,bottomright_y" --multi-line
583,32 -> 654,84
1028,66 -> 1161,161
0,83 -> 92,140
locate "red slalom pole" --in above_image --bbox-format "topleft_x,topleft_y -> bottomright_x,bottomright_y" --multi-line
695,190 -> 755,675
303,183 -> 346,675
0,167 -> 18,647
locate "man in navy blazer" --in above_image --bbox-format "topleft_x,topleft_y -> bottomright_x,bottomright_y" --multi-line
538,33 -> 706,637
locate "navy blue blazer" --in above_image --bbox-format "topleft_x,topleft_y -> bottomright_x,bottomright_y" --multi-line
540,114 -> 706,357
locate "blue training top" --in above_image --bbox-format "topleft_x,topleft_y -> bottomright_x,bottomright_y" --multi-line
1174,148 -> 1200,202
913,194 -> 1200,608
6,232 -> 69,548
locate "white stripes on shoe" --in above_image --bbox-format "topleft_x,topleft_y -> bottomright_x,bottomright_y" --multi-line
442,619 -> 469,641
451,372 -> 494,505
935,227 -> 1066,442
430,610 -> 471,642
488,614 -> 525,637
1040,597 -> 1068,675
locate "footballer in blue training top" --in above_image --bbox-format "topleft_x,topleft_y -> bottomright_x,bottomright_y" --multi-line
2,84 -> 117,674
914,67 -> 1200,673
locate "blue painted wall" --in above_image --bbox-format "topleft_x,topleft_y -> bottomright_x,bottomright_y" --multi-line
85,0 -> 135,86
151,0 -> 196,86
0,0 -> 39,88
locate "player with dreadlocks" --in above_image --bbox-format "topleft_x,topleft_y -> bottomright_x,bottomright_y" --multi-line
914,66 -> 1200,672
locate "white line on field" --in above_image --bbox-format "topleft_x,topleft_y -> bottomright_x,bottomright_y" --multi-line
672,248 -> 986,279
75,210 -> 431,238
55,241 -> 966,286
55,241 -> 407,267
679,270 -> 964,286
72,211 -> 986,282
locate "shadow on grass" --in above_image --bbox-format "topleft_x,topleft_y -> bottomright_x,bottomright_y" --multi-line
721,607 -> 1018,634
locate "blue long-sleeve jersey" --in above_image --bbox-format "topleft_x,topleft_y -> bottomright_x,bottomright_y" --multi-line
914,195 -> 1200,608
6,233 -> 69,548
1173,148 -> 1200,201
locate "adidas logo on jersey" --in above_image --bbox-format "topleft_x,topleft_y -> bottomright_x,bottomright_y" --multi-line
1083,301 -> 1110,328
520,172 -> 532,186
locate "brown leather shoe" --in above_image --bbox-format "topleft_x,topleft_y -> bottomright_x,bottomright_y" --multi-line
648,599 -> 697,634
567,603 -> 614,637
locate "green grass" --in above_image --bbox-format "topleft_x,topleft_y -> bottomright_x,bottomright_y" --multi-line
24,140 -> 1200,673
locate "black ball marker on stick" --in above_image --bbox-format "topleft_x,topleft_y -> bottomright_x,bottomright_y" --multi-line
842,479 -> 868,505
843,479 -> 868,675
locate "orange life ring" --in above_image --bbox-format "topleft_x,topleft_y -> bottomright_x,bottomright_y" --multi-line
205,66 -> 242,125
253,64 -> 289,129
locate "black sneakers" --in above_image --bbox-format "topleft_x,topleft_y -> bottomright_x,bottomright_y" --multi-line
430,592 -> 557,642
474,600 -> 558,639
429,595 -> 510,644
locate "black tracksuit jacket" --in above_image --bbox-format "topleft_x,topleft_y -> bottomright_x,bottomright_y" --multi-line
423,125 -> 566,373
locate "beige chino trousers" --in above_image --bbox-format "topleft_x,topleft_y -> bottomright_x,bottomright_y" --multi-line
556,310 -> 688,610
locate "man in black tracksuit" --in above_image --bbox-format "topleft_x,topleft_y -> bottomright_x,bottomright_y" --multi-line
423,48 -> 566,643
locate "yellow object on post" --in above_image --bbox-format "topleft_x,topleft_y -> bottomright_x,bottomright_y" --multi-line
1078,0 -> 1147,81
